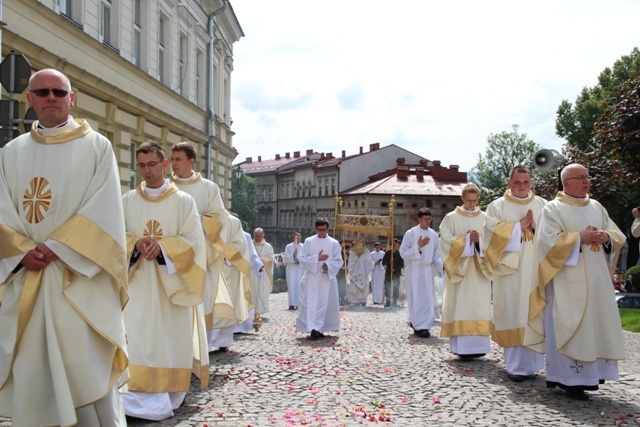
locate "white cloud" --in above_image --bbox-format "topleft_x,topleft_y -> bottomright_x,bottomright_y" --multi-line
229,0 -> 640,171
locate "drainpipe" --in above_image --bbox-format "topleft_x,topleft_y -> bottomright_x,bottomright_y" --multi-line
206,0 -> 228,179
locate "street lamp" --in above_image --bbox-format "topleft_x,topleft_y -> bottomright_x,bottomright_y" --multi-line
235,167 -> 243,183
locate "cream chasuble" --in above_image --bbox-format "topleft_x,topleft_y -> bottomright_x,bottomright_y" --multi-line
123,181 -> 208,392
439,207 -> 492,338
0,119 -> 129,427
171,173 -> 240,331
253,240 -> 276,314
524,192 -> 625,362
484,190 -> 547,347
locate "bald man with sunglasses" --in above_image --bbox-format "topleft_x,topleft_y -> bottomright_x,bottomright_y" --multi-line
0,69 -> 129,426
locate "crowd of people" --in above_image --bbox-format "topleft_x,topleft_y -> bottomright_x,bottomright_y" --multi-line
0,68 -> 631,425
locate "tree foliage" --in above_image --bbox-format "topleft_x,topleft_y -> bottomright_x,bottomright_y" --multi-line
556,47 -> 640,151
471,125 -> 541,206
231,166 -> 257,231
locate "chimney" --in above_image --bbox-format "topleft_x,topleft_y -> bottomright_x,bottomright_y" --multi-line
359,146 -> 363,154
397,166 -> 409,180
370,143 -> 380,152
246,157 -> 252,163
275,154 -> 280,160
419,159 -> 428,167
342,150 -> 346,157
416,167 -> 425,181
396,157 -> 406,166
306,149 -> 313,156
320,153 -> 325,159
294,151 -> 300,158
450,164 -> 459,170
257,156 -> 261,162
433,160 -> 441,166
375,142 -> 380,150
285,152 -> 290,159
327,152 -> 333,159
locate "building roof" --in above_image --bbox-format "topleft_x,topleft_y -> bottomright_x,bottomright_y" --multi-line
342,173 -> 468,196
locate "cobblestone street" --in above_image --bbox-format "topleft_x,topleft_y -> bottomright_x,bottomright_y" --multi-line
3,292 -> 640,426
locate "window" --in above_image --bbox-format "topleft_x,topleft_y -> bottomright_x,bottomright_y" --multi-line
196,50 -> 205,107
158,15 -> 169,83
324,179 -> 329,197
133,0 -> 142,66
412,203 -> 418,208
426,199 -> 433,208
101,0 -> 112,45
269,187 -> 273,201
59,0 -> 81,25
318,179 -> 322,196
179,34 -> 188,96
397,202 -> 403,208
331,178 -> 335,196
381,202 -> 388,207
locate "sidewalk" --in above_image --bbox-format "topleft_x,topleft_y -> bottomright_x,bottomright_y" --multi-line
3,292 -> 640,426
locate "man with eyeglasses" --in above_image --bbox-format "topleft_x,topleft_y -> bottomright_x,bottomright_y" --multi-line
170,142 -> 249,353
0,69 -> 129,426
296,218 -> 343,339
525,163 -> 626,400
121,141 -> 209,420
484,165 -> 546,382
439,183 -> 492,358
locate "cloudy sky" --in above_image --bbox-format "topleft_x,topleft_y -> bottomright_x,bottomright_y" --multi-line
229,0 -> 639,172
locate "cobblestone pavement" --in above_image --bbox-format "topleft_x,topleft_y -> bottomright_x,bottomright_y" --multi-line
2,292 -> 640,426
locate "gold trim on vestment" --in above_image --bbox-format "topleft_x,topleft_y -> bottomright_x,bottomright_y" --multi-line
454,206 -> 481,217
528,231 -> 578,323
30,119 -> 92,144
556,191 -> 590,206
136,182 -> 179,202
440,320 -> 492,337
160,237 -> 205,299
491,325 -> 525,347
127,365 -> 192,392
0,224 -> 35,259
191,358 -> 209,389
484,222 -> 515,272
169,172 -> 203,186
50,214 -> 128,301
504,190 -> 534,205
443,235 -> 466,279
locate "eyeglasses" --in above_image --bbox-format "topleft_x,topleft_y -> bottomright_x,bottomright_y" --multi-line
136,161 -> 162,169
565,175 -> 590,181
30,88 -> 69,98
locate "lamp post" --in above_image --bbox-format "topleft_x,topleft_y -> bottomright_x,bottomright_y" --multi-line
235,166 -> 243,184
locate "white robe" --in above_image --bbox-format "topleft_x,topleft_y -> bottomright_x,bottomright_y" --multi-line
0,118 -> 129,427
253,240 -> 276,314
439,207 -> 492,355
284,241 -> 304,307
399,225 -> 443,331
171,172 -> 239,351
347,250 -> 374,304
122,181 -> 208,420
370,250 -> 385,303
484,190 -> 545,375
296,234 -> 343,333
525,192 -> 626,388
235,232 -> 265,333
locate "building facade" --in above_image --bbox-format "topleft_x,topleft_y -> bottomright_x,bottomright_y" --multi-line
236,143 -> 458,251
1,0 -> 242,202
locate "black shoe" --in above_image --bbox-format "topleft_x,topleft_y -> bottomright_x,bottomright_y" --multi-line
293,306 -> 298,310
458,353 -> 485,360
508,374 -> 526,382
310,329 -> 321,340
288,306 -> 296,310
414,329 -> 430,338
566,390 -> 590,400
217,347 -> 228,352
384,302 -> 391,308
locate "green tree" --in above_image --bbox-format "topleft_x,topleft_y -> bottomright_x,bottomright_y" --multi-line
471,125 -> 541,206
556,47 -> 640,151
231,165 -> 257,231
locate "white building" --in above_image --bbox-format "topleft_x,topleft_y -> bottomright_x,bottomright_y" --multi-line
1,0 -> 243,201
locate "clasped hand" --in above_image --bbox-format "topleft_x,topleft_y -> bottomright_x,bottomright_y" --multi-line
136,237 -> 162,261
21,243 -> 59,270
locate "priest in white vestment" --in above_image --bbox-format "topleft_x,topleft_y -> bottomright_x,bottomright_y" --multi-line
284,232 -> 304,310
170,142 -> 241,352
235,232 -> 266,333
252,228 -> 276,316
370,242 -> 385,304
484,166 -> 546,381
439,184 -> 492,358
347,238 -> 374,306
296,218 -> 343,339
0,69 -> 129,426
399,208 -> 443,338
121,142 -> 208,420
524,163 -> 626,400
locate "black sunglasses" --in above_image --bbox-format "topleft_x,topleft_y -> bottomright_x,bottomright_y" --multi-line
31,88 -> 69,98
